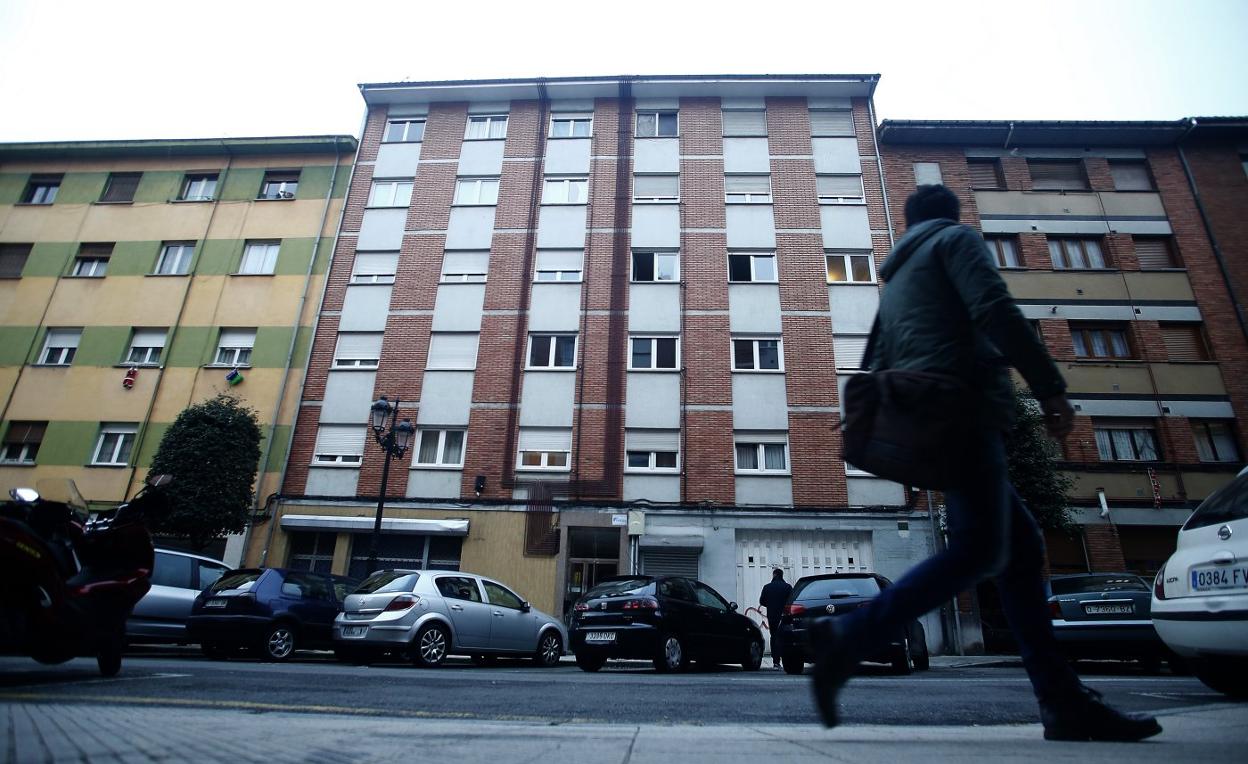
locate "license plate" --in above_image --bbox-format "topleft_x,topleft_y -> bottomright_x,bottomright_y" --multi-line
584,631 -> 615,643
204,599 -> 226,609
1084,603 -> 1133,615
1191,565 -> 1248,592
341,625 -> 367,638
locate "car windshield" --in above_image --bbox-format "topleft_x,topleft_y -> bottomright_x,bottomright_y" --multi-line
1050,575 -> 1148,595
209,570 -> 262,593
794,577 -> 880,599
585,577 -> 653,597
354,571 -> 420,594
1183,472 -> 1248,531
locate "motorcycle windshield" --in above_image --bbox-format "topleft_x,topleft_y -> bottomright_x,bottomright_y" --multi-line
34,478 -> 90,521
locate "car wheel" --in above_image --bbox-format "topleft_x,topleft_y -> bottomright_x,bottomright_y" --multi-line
201,641 -> 231,660
1193,658 -> 1248,699
742,637 -> 764,671
783,648 -> 806,674
891,636 -> 914,675
575,651 -> 606,672
412,623 -> 449,668
261,623 -> 297,662
654,633 -> 688,673
534,631 -> 563,668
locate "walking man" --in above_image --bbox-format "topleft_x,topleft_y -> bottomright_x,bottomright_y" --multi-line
760,568 -> 793,671
810,185 -> 1161,742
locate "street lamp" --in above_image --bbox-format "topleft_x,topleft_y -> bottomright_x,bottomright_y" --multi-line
365,396 -> 415,576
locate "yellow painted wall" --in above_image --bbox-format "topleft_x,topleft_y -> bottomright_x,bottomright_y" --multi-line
46,278 -> 187,326
180,275 -> 309,326
0,278 -> 57,324
0,463 -> 132,504
1002,271 -> 1194,302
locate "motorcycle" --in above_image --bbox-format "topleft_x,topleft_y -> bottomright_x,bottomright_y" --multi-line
0,475 -> 171,676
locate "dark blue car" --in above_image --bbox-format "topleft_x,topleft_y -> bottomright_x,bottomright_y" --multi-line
187,568 -> 357,661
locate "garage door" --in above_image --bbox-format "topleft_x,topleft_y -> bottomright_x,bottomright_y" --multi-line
640,549 -> 700,578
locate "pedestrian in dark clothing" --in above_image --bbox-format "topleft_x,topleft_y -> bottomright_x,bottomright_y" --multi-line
760,569 -> 793,671
810,185 -> 1161,742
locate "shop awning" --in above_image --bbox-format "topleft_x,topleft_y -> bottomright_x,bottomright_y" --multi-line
280,514 -> 469,536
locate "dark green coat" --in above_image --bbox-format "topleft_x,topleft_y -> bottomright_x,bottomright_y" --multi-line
872,219 -> 1067,430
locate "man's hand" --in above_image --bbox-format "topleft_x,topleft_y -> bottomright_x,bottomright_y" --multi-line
1040,393 -> 1075,439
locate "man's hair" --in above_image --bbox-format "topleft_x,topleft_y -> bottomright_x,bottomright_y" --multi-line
904,184 -> 960,226
772,568 -> 785,578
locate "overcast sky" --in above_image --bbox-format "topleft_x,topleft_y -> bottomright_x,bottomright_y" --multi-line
1,0 -> 1244,143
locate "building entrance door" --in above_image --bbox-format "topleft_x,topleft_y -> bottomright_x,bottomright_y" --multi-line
563,527 -> 621,620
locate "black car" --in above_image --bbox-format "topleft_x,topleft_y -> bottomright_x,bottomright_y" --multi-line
1048,572 -> 1170,670
569,575 -> 764,672
187,568 -> 357,661
778,573 -> 929,675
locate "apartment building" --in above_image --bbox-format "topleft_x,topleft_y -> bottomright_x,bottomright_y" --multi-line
0,136 -> 356,563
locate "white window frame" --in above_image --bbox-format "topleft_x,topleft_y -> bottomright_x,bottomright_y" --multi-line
453,177 -> 500,206
625,449 -> 679,472
629,336 -> 679,371
732,337 -> 783,372
534,268 -> 581,282
631,250 -> 680,283
1070,323 -> 1133,360
527,334 -> 577,369
1,422 -> 44,464
155,242 -> 195,275
40,329 -> 80,366
214,329 -> 256,367
985,237 -> 1021,269
1048,238 -> 1107,270
368,179 -> 413,208
440,250 -> 489,283
179,173 -> 217,201
465,114 -> 508,140
413,429 -> 466,468
633,174 -> 679,203
351,251 -> 398,284
126,329 -> 167,366
384,119 -> 426,143
238,240 -> 280,275
1093,422 -> 1160,462
312,425 -> 366,466
92,424 -> 137,466
725,174 -> 773,204
550,114 -> 592,138
72,256 -> 109,277
816,174 -> 865,203
332,332 -> 382,369
734,440 -> 790,474
727,251 -> 778,283
636,110 -> 678,138
825,251 -> 874,283
259,171 -> 299,200
541,177 -> 588,205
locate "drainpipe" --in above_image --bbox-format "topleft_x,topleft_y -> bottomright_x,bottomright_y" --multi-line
867,91 -> 895,246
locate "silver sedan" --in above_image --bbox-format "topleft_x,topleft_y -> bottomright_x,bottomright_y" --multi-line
333,570 -> 567,668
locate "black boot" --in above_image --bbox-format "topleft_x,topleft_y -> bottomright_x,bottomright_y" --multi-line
809,617 -> 858,728
1040,685 -> 1162,742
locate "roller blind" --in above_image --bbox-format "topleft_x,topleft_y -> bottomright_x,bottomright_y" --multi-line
810,110 -> 854,136
441,251 -> 489,275
518,427 -> 572,451
335,332 -> 383,359
427,333 -> 479,369
218,329 -> 255,348
6,421 -> 46,443
967,160 -> 1003,189
46,329 -> 81,348
817,175 -> 864,197
1134,238 -> 1175,269
131,329 -> 167,347
722,110 -> 767,136
314,426 -> 366,456
1160,325 -> 1208,361
626,429 -> 680,451
535,249 -> 583,271
641,549 -> 700,578
725,175 -> 770,193
834,335 -> 869,369
352,252 -> 398,276
634,174 -> 679,197
1029,160 -> 1088,190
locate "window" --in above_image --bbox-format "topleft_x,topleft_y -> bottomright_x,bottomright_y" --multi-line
967,159 -> 1004,190
913,162 -> 943,186
632,250 -> 679,282
313,425 -> 365,465
441,250 -> 488,282
985,236 -> 1021,268
286,532 -> 336,574
834,335 -> 869,370
0,244 -> 31,278
817,174 -> 863,202
732,338 -> 782,371
1070,323 -> 1132,360
809,110 -> 854,137
1048,238 -> 1107,270
39,328 -> 80,365
414,429 -> 465,467
22,175 -> 61,204
154,242 -> 195,275
735,439 -> 789,472
214,329 -> 255,367
332,332 -> 382,368
1093,420 -> 1159,462
126,329 -> 167,365
728,251 -> 777,282
1193,421 -> 1240,463
1134,236 -> 1178,269
722,109 -> 767,137
633,174 -> 679,202
725,174 -> 772,203
426,333 -> 479,370
517,427 -> 571,471
259,170 -> 299,200
437,576 -> 482,601
238,240 -> 280,275
636,111 -> 677,138
542,177 -> 588,204
92,423 -> 137,466
71,244 -> 112,277
826,251 -> 873,283
1028,160 -> 1089,191
385,119 -> 425,143
483,581 -> 524,609
453,177 -> 499,205
466,114 -> 508,140
1109,160 -> 1154,191
1160,324 -> 1211,361
100,173 -> 141,203
534,249 -> 582,282
630,337 -> 678,370
1,422 -> 45,464
550,114 -> 591,138
351,251 -> 398,284
179,173 -> 218,201
625,429 -> 679,472
528,334 -> 577,368
369,179 -> 412,207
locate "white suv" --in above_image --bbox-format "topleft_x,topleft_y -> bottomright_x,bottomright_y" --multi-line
1151,468 -> 1248,698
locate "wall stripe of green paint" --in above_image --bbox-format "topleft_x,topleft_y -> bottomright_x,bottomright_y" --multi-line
0,327 -> 39,365
9,324 -> 306,368
8,239 -> 320,277
297,165 -> 350,200
274,239 -> 316,275
264,425 -> 292,472
21,243 -> 77,277
251,327 -> 297,367
107,241 -> 162,276
0,173 -> 29,205
1,166 -> 347,207
290,326 -> 312,368
194,239 -> 242,276
311,237 -> 334,275
55,173 -> 108,204
163,326 -> 214,367
135,422 -> 170,466
219,168 -> 264,202
134,171 -> 185,204
37,420 -> 101,465
74,326 -> 133,366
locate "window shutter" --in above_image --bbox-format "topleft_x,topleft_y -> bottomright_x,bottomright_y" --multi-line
352,252 -> 398,277
725,175 -> 770,193
7,422 -> 46,443
913,162 -> 943,186
535,249 -> 583,271
967,160 -> 1003,189
518,427 -> 572,451
427,333 -> 479,369
634,174 -> 678,197
441,251 -> 489,275
218,329 -> 255,348
833,335 -> 869,369
1134,238 -> 1174,269
1029,160 -> 1088,190
131,329 -> 167,348
640,549 -> 700,578
1110,162 -> 1152,191
314,426 -> 366,456
335,332 -> 383,360
810,110 -> 854,136
47,329 -> 81,348
0,244 -> 30,277
817,175 -> 863,197
1160,326 -> 1208,361
626,429 -> 680,451
722,110 -> 767,136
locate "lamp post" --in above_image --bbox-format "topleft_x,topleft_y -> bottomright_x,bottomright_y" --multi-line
365,396 -> 415,576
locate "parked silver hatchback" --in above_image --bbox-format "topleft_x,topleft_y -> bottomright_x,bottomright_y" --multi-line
334,570 -> 567,668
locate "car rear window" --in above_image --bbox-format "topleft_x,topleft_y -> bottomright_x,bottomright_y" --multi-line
209,570 -> 262,593
1049,575 -> 1148,595
355,571 -> 420,595
585,577 -> 653,598
1183,472 -> 1248,531
794,577 -> 881,600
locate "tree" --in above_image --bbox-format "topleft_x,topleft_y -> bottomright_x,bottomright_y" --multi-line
1006,384 -> 1076,533
149,393 -> 262,550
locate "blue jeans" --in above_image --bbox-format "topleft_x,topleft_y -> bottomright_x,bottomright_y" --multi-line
839,429 -> 1081,703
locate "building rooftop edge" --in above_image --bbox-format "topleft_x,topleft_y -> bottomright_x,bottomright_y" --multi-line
878,117 -> 1248,146
0,135 -> 359,160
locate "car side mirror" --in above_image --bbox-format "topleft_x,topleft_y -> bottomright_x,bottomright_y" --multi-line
729,602 -> 738,611
521,601 -> 531,612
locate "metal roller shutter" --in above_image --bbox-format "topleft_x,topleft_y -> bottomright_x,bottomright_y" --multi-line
641,549 -> 700,578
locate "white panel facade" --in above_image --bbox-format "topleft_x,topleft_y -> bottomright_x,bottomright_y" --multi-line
728,285 -> 782,333
631,205 -> 681,247
417,371 -> 475,425
625,374 -> 681,428
374,143 -> 422,178
628,284 -> 681,332
726,206 -> 777,248
340,285 -> 392,331
536,205 -> 588,248
406,469 -> 463,500
847,478 -> 907,507
829,286 -> 879,333
731,375 -> 790,429
320,371 -> 378,424
735,476 -> 793,506
723,138 -> 771,173
445,206 -> 497,248
623,475 -> 681,503
812,138 -> 862,174
545,139 -> 592,174
820,205 -> 872,248
432,284 -> 486,331
305,467 -> 360,497
634,138 -> 680,173
358,208 -> 407,249
519,372 -> 577,426
457,140 -> 505,176
528,283 -> 582,331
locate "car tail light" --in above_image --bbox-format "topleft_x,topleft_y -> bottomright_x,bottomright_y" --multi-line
785,604 -> 806,616
574,601 -> 589,611
1048,601 -> 1062,620
384,594 -> 420,612
1153,564 -> 1167,601
623,597 -> 659,610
